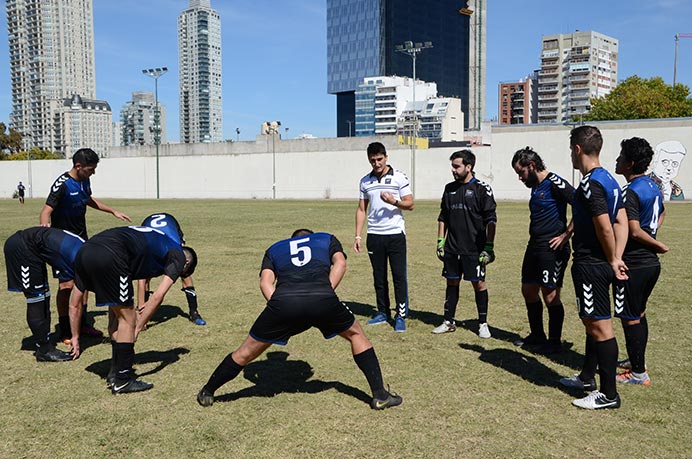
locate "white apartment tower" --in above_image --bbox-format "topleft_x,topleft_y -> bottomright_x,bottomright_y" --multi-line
6,0 -> 98,152
119,92 -> 168,146
538,30 -> 619,124
178,0 -> 223,143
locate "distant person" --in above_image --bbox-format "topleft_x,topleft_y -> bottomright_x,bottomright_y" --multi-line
40,148 -> 132,342
139,213 -> 206,326
197,229 -> 402,410
614,137 -> 669,386
68,225 -> 197,394
432,150 -> 497,339
559,126 -> 627,410
354,142 -> 413,332
511,147 -> 574,353
17,181 -> 26,205
4,227 -> 83,362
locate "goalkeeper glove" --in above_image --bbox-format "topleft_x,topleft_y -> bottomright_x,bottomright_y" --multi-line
436,237 -> 445,261
479,242 -> 495,266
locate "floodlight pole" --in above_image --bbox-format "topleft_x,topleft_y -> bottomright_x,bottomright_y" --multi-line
395,41 -> 432,196
142,67 -> 168,199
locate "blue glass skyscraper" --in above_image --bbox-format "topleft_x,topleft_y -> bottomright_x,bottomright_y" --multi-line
327,0 -> 483,136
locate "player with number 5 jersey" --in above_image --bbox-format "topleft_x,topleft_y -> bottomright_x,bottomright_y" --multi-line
197,229 -> 402,410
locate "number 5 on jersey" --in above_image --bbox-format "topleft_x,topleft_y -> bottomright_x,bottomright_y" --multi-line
290,237 -> 312,267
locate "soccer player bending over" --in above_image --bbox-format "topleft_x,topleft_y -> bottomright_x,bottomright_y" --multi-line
197,229 -> 402,410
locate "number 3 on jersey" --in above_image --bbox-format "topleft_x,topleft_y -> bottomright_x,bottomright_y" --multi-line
290,237 -> 312,267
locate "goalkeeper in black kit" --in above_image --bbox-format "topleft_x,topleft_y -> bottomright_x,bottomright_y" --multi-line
433,150 -> 497,338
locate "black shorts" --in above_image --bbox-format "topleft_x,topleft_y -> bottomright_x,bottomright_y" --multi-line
4,232 -> 50,297
521,243 -> 570,288
249,295 -> 355,345
571,262 -> 614,319
74,244 -> 134,307
442,252 -> 485,282
613,263 -> 661,320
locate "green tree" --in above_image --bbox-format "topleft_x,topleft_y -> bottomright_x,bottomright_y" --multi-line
5,148 -> 63,161
0,122 -> 24,157
584,76 -> 692,121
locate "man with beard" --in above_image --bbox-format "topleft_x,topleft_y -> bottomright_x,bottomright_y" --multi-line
511,148 -> 575,354
432,150 -> 497,338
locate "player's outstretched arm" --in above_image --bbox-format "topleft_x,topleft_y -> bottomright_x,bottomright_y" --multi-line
135,275 -> 175,337
87,197 -> 132,222
354,199 -> 368,253
68,287 -> 85,359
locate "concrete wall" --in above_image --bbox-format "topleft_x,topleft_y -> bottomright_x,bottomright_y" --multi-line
2,118 -> 690,201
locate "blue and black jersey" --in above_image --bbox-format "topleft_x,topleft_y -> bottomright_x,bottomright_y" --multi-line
622,175 -> 665,267
438,177 -> 497,255
528,172 -> 574,244
141,213 -> 186,245
21,227 -> 85,281
85,226 -> 186,281
572,167 -> 623,263
45,172 -> 92,238
261,232 -> 345,299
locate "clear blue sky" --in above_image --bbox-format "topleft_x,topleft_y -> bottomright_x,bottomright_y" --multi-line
1,0 -> 691,142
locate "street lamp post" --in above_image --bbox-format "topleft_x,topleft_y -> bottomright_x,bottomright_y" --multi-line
674,33 -> 692,86
346,120 -> 353,137
142,67 -> 168,199
395,41 -> 432,196
267,121 -> 281,199
236,127 -> 240,142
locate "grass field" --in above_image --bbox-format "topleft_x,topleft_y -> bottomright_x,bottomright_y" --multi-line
0,198 -> 690,458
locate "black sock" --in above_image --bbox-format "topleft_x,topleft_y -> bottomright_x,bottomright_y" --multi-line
596,337 -> 619,400
640,315 -> 649,362
114,342 -> 136,383
182,286 -> 199,314
580,334 -> 598,381
475,289 -> 488,324
525,300 -> 544,337
443,285 -> 460,322
27,297 -> 51,347
353,347 -> 386,399
110,341 -> 116,375
58,315 -> 71,339
204,353 -> 244,394
623,323 -> 647,373
547,302 -> 564,343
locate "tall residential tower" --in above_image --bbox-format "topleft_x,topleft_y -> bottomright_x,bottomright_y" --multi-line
178,0 -> 223,143
327,0 -> 486,136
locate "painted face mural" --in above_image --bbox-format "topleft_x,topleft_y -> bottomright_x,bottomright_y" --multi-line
649,140 -> 687,201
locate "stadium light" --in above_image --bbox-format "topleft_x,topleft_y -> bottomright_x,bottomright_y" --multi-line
142,67 -> 168,199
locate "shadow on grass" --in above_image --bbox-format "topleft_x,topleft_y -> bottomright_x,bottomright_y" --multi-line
143,304 -> 185,330
214,351 -> 372,406
458,343 -> 584,396
84,347 -> 190,382
343,301 -> 377,318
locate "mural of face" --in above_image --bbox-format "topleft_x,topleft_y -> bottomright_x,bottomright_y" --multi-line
651,140 -> 687,200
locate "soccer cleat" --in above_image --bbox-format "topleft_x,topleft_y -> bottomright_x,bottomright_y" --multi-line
513,333 -> 547,347
616,358 -> 648,373
367,312 -> 388,325
559,374 -> 597,391
189,310 -> 207,326
35,345 -> 72,362
62,337 -> 72,346
616,371 -> 651,386
81,324 -> 104,338
432,320 -> 457,334
370,391 -> 403,410
111,378 -> 154,394
572,390 -> 621,410
106,369 -> 116,388
536,341 -> 563,355
197,388 -> 214,407
478,323 -> 491,339
394,316 -> 406,332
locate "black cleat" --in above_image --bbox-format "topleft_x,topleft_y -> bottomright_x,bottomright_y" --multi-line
536,341 -> 563,355
197,388 -> 214,407
35,346 -> 72,362
513,333 -> 547,347
111,378 -> 153,394
370,391 -> 403,410
106,369 -> 116,388
189,310 -> 206,326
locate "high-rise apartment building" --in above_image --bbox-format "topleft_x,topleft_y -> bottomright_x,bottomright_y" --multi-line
7,0 -> 100,152
498,73 -> 538,125
178,0 -> 223,143
327,0 -> 486,136
119,92 -> 167,146
538,31 -> 618,124
52,94 -> 112,157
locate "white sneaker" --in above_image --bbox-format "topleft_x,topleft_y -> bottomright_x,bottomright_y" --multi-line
572,390 -> 621,410
432,320 -> 457,334
478,323 -> 491,338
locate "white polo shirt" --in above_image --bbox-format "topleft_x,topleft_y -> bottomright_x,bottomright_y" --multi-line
358,166 -> 412,235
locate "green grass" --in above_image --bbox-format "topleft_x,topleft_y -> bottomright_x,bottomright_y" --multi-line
1,198 -> 690,458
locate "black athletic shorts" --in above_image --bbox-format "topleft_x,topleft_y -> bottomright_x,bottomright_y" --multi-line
74,244 -> 134,307
521,243 -> 570,288
442,252 -> 485,282
4,232 -> 50,296
249,295 -> 355,345
571,261 -> 614,319
613,263 -> 661,320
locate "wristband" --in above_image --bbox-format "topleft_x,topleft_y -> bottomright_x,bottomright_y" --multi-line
354,236 -> 362,240
437,237 -> 445,248
483,241 -> 494,252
